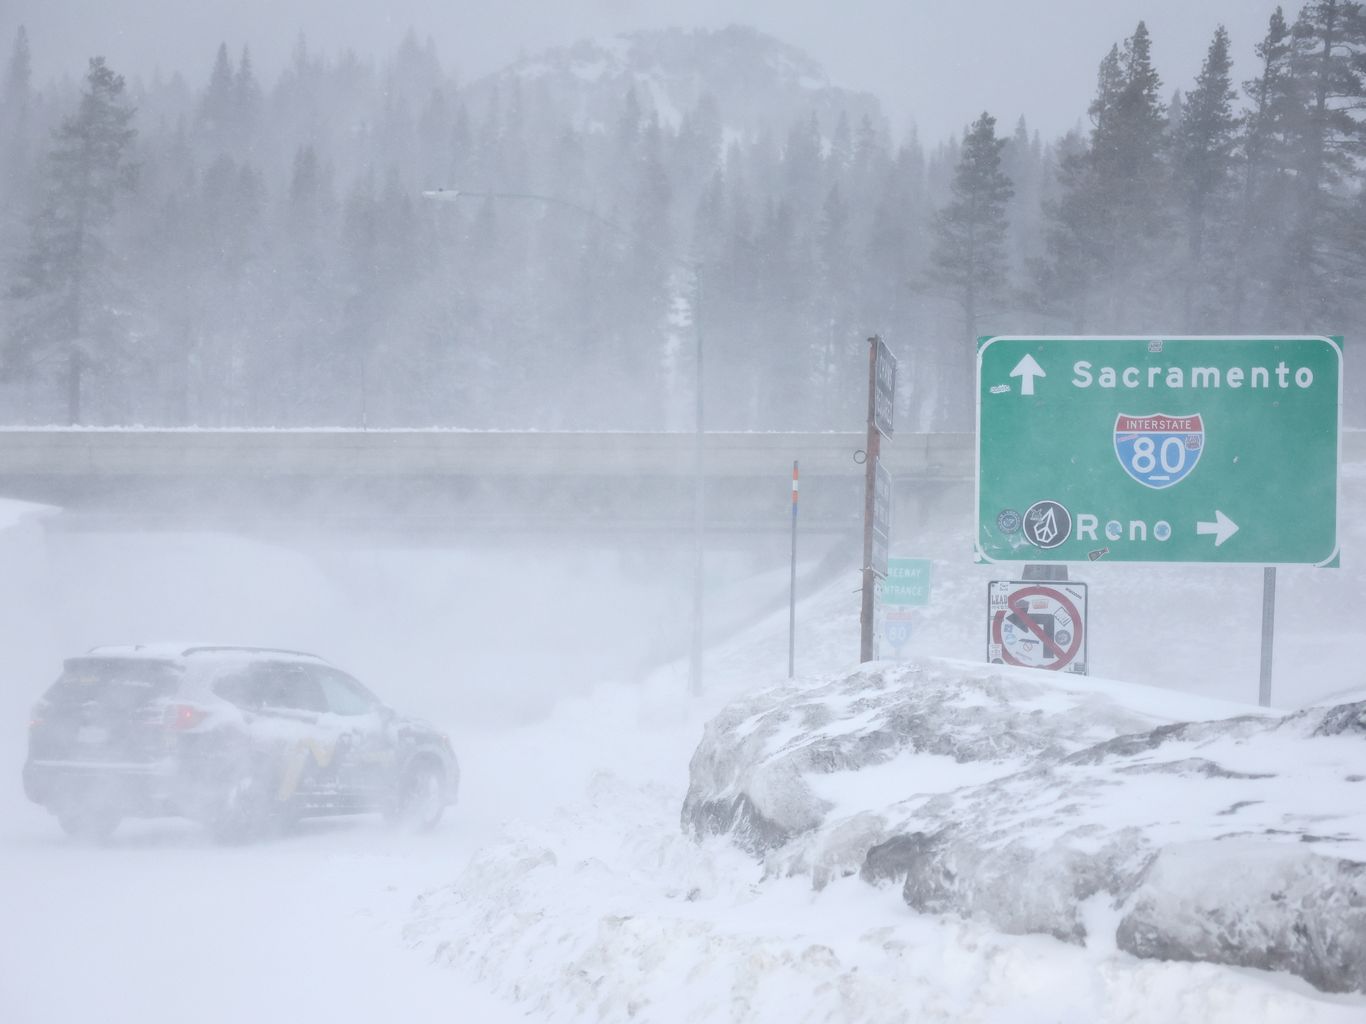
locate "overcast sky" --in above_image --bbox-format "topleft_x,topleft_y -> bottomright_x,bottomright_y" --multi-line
5,0 -> 1288,143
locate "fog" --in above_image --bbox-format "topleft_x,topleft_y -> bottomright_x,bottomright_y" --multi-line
0,504 -> 819,731
8,0 -> 1286,143
4,1 -> 1361,432
2,0 -> 1366,1020
4,464 -> 1364,1020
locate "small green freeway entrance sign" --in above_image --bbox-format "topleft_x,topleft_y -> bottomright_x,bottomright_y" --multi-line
976,336 -> 1342,566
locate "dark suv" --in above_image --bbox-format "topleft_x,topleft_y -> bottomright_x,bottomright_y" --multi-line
23,644 -> 459,841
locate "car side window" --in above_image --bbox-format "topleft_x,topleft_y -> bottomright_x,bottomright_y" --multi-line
312,667 -> 380,716
258,663 -> 326,713
212,670 -> 263,709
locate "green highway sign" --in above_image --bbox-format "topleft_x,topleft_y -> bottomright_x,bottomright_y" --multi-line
976,336 -> 1342,566
883,558 -> 932,605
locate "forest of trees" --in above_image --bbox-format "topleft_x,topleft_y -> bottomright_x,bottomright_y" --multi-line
1,3 -> 1365,432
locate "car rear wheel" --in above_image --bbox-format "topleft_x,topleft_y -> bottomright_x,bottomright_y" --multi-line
209,768 -> 277,843
386,760 -> 445,831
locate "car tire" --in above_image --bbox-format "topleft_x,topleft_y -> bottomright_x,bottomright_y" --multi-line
385,759 -> 445,831
57,806 -> 121,843
209,767 -> 276,843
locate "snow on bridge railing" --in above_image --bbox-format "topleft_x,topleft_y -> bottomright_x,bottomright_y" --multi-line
0,429 -> 977,480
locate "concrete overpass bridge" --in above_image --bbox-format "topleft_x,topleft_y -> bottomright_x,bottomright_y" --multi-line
0,428 -> 976,536
5,427 -> 1360,538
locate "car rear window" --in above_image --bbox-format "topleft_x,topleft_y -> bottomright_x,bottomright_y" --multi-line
44,658 -> 182,716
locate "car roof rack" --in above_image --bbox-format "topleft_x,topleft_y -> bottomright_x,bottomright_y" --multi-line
85,643 -> 186,657
179,645 -> 327,661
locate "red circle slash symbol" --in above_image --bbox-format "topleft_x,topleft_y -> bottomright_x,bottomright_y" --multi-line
990,586 -> 1084,671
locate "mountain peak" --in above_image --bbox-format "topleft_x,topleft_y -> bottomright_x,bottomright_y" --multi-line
481,24 -> 881,139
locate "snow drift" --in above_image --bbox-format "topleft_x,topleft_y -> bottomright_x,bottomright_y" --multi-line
684,658 -> 1366,993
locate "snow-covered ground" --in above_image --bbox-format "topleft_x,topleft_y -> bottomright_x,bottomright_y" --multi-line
2,472 -> 1364,1022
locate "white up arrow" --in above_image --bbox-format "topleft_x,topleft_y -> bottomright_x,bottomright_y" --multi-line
1197,510 -> 1239,547
1009,354 -> 1046,396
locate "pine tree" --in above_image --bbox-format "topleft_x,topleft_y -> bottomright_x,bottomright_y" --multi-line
8,58 -> 137,423
929,111 -> 1013,416
1233,6 -> 1300,327
0,26 -> 33,206
233,46 -> 263,153
1001,116 -> 1045,284
1040,22 -> 1171,329
252,142 -> 340,424
198,43 -> 235,154
1281,0 -> 1366,329
616,86 -> 642,151
417,88 -> 451,189
1174,25 -> 1238,325
1103,22 -> 1170,290
674,93 -> 723,193
815,183 -> 855,420
619,113 -> 673,428
829,112 -> 853,177
782,112 -> 823,208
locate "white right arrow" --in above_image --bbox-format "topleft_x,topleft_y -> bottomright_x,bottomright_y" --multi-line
1197,510 -> 1239,547
1009,354 -> 1046,396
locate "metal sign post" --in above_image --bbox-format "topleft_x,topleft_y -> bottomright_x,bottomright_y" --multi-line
861,335 -> 897,663
1259,567 -> 1277,707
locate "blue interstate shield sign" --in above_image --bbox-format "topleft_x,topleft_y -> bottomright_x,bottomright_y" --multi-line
1113,413 -> 1205,489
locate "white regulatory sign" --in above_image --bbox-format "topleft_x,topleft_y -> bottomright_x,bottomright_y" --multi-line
986,580 -> 1089,675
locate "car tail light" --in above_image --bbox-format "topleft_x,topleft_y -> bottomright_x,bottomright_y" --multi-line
28,706 -> 44,729
165,704 -> 208,730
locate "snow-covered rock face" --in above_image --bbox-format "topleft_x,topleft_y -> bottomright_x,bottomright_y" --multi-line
681,659 -> 1193,858
1117,839 -> 1366,994
684,659 -> 1366,993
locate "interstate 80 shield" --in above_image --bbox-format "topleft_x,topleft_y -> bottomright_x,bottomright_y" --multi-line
1113,413 -> 1204,489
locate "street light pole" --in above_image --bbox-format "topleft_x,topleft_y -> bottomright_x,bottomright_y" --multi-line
422,188 -> 706,695
689,265 -> 704,697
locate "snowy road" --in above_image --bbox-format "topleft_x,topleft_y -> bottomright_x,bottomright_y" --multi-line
0,783 -> 529,1023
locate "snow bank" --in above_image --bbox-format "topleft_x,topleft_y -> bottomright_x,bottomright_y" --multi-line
1118,839 -> 1366,994
681,657 -> 1255,861
684,658 -> 1366,993
407,764 -> 1364,1023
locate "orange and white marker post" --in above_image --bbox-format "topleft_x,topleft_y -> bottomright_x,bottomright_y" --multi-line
788,460 -> 799,679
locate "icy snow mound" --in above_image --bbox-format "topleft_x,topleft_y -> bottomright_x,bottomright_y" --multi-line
680,657 -> 1244,860
405,770 -> 1362,1024
864,699 -> 1366,973
869,697 -> 1366,991
685,659 -> 1366,993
